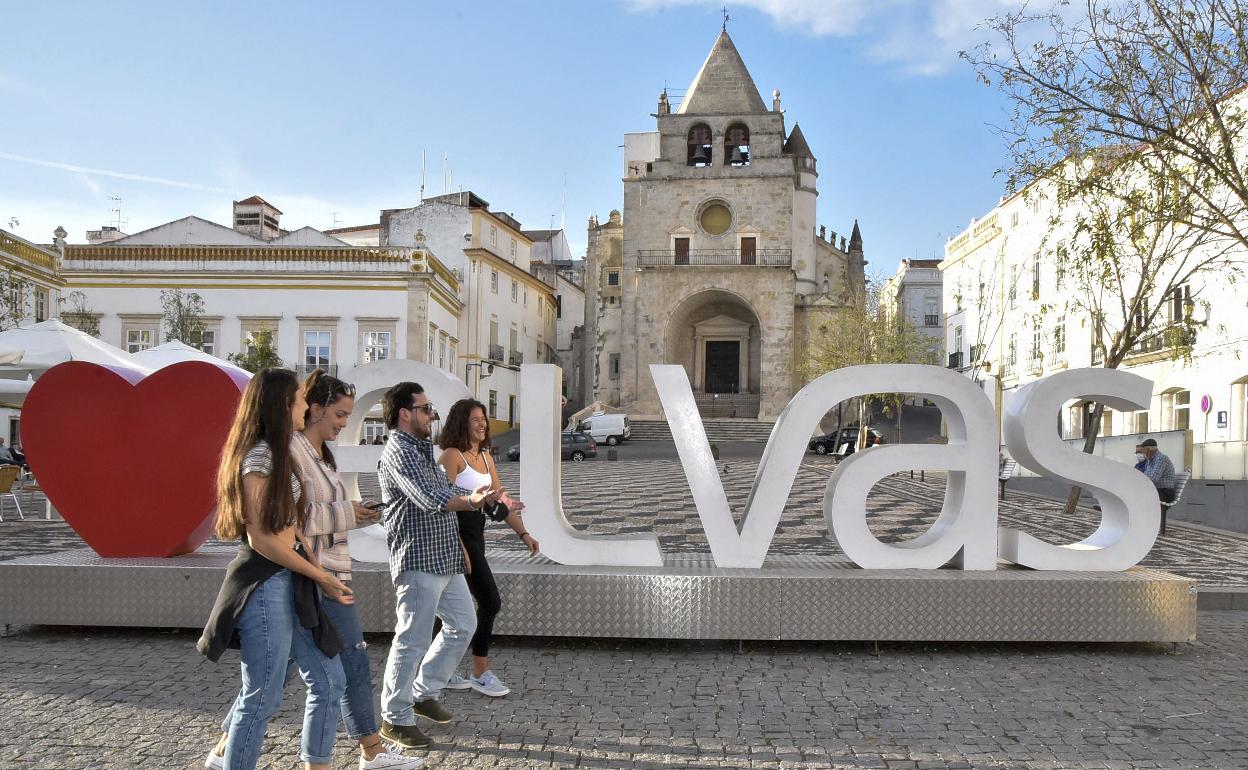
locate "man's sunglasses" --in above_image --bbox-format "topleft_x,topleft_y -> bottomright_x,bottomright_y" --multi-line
407,403 -> 438,416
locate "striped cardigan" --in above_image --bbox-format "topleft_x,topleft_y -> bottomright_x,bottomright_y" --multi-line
290,431 -> 358,581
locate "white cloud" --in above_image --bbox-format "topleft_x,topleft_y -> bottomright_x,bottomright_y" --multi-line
0,152 -> 234,194
625,0 -> 1036,75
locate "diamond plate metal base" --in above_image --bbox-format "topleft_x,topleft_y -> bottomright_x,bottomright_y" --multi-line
0,548 -> 1197,642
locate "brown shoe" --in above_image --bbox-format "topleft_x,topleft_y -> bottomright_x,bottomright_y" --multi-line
412,698 -> 453,723
379,721 -> 431,749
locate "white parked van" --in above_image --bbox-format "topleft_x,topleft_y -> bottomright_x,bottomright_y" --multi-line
577,412 -> 631,445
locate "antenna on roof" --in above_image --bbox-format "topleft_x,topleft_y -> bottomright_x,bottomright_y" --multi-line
331,212 -> 343,229
420,149 -> 427,201
109,195 -> 127,231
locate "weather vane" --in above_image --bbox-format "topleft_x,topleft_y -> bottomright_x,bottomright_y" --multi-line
722,5 -> 730,31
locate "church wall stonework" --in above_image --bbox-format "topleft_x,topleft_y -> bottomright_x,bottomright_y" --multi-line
582,29 -> 866,421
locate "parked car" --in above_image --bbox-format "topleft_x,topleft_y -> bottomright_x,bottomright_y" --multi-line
507,431 -> 599,462
808,427 -> 885,456
576,412 -> 631,446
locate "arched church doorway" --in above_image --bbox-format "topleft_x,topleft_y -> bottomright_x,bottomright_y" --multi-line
664,289 -> 763,397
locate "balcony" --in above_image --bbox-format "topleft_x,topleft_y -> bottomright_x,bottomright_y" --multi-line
947,351 -> 963,369
924,314 -> 940,327
538,342 -> 557,364
637,249 -> 792,267
1001,357 -> 1017,378
509,351 -> 524,367
1128,325 -> 1198,360
487,344 -> 504,362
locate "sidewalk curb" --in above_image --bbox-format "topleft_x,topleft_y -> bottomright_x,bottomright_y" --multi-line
1197,586 -> 1248,611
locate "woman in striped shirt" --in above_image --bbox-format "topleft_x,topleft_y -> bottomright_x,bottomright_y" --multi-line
206,369 -> 421,770
294,369 -> 423,769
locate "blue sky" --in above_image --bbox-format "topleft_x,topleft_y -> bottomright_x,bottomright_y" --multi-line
0,0 -> 1026,275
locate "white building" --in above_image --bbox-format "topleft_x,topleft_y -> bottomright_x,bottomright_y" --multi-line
881,258 -> 943,364
942,181 -> 1248,530
380,192 -> 557,430
0,228 -> 64,444
61,196 -> 461,385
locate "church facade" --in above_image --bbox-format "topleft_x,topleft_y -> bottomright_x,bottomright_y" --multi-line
582,30 -> 866,420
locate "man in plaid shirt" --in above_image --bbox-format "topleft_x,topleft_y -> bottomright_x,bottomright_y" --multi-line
1138,437 -> 1177,504
377,381 -> 496,750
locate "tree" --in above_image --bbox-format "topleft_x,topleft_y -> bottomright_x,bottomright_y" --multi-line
59,291 -> 101,337
160,288 -> 207,348
966,0 -> 1248,252
228,328 -> 283,373
0,270 -> 30,331
968,0 -> 1248,512
803,278 -> 940,447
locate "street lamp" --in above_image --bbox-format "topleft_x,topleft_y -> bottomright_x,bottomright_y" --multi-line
465,361 -> 494,395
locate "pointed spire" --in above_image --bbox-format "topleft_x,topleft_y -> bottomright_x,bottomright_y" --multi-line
849,220 -> 863,251
783,123 -> 814,158
677,30 -> 768,115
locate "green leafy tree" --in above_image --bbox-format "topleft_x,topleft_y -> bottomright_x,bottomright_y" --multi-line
160,288 -> 207,348
803,278 -> 940,446
228,328 -> 283,373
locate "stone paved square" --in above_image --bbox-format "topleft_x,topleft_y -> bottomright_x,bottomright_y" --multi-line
3,456 -> 1246,769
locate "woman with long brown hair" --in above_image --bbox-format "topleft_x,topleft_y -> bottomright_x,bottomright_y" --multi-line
436,398 -> 535,697
197,368 -> 350,770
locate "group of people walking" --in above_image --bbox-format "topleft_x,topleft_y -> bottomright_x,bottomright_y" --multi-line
197,368 -> 531,770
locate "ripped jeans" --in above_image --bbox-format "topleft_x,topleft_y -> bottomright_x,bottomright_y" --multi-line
320,589 -> 377,739
219,585 -> 377,742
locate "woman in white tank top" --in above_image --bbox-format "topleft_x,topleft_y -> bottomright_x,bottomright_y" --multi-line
437,399 -> 536,697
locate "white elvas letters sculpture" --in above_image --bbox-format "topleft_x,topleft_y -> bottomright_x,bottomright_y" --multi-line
494,364 -> 1162,572
518,364 -> 665,566
654,364 -> 998,569
998,367 -> 1160,570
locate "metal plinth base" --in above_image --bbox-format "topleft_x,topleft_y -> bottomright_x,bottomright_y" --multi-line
0,548 -> 1197,642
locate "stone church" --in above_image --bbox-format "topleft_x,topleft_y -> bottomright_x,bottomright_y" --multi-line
582,29 -> 867,420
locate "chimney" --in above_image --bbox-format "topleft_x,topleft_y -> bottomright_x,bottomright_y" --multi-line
233,196 -> 283,240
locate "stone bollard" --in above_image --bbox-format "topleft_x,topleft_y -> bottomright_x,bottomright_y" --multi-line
710,443 -> 720,460
608,447 -> 618,461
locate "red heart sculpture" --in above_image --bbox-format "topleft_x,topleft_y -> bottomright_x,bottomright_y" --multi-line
22,361 -> 250,557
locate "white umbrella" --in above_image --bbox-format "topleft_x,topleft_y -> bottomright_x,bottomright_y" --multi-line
132,340 -> 250,376
0,319 -> 152,378
0,345 -> 22,365
0,376 -> 33,407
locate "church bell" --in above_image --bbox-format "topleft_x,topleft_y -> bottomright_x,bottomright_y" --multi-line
729,146 -> 748,165
692,144 -> 711,165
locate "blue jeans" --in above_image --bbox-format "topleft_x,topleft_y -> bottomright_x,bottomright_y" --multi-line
381,571 -> 477,726
222,570 -> 346,768
218,588 -> 377,743
321,591 -> 377,739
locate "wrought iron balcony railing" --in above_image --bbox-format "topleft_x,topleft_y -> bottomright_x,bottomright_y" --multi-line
637,249 -> 792,267
947,351 -> 963,369
509,351 -> 524,367
487,344 -> 504,362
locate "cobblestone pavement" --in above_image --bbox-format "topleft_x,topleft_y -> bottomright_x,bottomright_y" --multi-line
5,457 -> 1248,585
2,615 -> 1247,769
3,457 -> 1247,769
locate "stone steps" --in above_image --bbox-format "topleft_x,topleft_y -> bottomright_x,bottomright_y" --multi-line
628,418 -> 777,443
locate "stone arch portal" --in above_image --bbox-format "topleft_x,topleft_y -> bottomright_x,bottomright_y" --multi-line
664,289 -> 762,396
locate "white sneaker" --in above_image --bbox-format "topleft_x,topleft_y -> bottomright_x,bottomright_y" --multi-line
468,670 -> 511,697
204,748 -> 225,770
444,672 -> 472,690
361,749 -> 425,769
